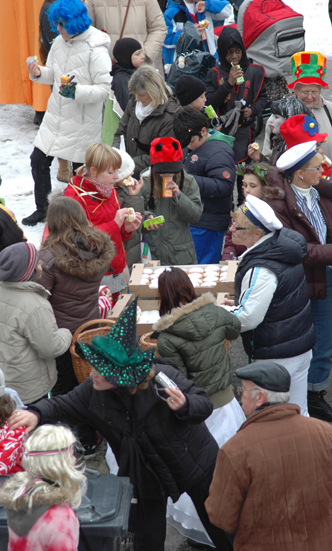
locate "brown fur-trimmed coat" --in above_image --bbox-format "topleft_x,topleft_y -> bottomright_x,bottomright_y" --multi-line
39,237 -> 115,333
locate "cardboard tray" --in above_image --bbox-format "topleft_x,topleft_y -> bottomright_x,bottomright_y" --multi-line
129,261 -> 238,298
108,294 -> 160,336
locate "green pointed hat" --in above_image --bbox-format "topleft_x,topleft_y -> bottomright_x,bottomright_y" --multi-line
75,298 -> 155,387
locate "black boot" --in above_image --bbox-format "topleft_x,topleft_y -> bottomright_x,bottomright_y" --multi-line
33,111 -> 45,126
22,210 -> 46,226
308,390 -> 332,422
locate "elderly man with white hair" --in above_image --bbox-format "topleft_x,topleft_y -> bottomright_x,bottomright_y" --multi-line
205,361 -> 332,551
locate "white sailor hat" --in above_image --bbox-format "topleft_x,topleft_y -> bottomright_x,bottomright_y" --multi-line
276,141 -> 317,176
240,195 -> 283,233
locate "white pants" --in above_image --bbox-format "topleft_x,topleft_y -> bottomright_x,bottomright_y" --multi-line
256,350 -> 312,416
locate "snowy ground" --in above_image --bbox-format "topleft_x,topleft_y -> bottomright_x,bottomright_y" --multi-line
0,0 -> 331,249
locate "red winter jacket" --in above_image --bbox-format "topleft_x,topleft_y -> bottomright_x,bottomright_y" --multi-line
0,421 -> 26,475
64,175 -> 131,274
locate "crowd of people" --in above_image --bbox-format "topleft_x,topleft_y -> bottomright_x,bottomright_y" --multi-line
2,0 -> 332,549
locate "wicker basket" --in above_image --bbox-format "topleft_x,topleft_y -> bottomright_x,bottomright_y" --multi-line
139,332 -> 158,355
70,319 -> 115,384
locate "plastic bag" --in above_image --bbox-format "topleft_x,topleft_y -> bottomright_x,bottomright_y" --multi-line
167,50 -> 217,93
175,22 -> 204,56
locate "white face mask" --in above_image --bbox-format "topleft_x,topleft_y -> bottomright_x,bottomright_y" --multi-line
270,114 -> 285,135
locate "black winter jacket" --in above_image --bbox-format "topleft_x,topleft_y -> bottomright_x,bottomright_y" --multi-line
234,228 -> 315,359
206,26 -> 267,163
39,0 -> 57,57
182,132 -> 236,231
110,64 -> 134,113
29,362 -> 218,504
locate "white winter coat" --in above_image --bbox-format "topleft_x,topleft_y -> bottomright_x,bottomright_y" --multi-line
0,281 -> 72,404
30,27 -> 112,163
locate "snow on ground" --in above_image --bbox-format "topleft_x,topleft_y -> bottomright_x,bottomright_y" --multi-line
0,0 -> 331,249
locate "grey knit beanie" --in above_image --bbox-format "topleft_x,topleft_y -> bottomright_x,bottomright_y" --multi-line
0,242 -> 38,282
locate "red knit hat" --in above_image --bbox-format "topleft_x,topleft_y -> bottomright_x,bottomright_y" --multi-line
150,137 -> 183,173
279,114 -> 327,150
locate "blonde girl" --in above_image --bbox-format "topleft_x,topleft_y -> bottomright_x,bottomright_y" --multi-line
0,424 -> 86,551
64,142 -> 142,302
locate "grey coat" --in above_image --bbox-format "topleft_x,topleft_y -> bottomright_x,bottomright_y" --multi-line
115,186 -> 145,269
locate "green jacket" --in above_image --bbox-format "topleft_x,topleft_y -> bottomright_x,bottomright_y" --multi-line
153,293 -> 241,404
140,172 -> 202,265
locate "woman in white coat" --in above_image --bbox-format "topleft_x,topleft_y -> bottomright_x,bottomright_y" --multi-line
23,0 -> 112,226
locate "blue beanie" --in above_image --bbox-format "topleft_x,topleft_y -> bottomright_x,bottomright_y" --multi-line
48,0 -> 92,36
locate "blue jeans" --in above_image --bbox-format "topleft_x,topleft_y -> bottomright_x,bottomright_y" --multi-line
190,227 -> 225,264
308,267 -> 332,391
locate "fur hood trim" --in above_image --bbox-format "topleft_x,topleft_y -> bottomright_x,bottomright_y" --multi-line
0,485 -> 73,511
47,187 -> 67,203
152,292 -> 215,332
262,186 -> 285,200
54,239 -> 115,280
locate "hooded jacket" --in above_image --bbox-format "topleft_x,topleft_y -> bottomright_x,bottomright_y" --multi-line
153,293 -> 241,402
206,26 -> 267,163
113,96 -> 181,179
30,27 -> 112,163
1,485 -> 79,551
205,403 -> 332,551
85,0 -> 167,61
162,0 -> 232,65
234,228 -> 315,359
182,130 -> 236,232
140,171 -> 202,265
28,363 -> 218,506
266,168 -> 332,300
0,281 -> 72,404
64,176 -> 131,275
38,236 -> 115,333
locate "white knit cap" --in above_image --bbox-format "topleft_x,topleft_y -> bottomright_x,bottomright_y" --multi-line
113,148 -> 135,182
242,195 -> 283,232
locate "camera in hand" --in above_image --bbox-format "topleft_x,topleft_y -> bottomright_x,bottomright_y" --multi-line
155,372 -> 179,390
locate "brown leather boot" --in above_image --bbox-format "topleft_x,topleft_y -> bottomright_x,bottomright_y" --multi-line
57,158 -> 73,182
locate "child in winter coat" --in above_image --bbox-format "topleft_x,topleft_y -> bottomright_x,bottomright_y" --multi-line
163,0 -> 232,67
0,369 -> 26,476
102,38 -> 145,146
0,424 -> 86,551
64,143 -> 142,300
113,149 -> 145,269
206,26 -> 267,204
140,137 -> 202,265
173,107 -> 235,263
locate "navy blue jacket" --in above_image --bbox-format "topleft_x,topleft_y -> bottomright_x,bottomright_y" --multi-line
234,228 -> 315,359
182,132 -> 235,232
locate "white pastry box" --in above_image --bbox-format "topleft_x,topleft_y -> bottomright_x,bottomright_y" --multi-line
108,294 -> 160,336
129,261 -> 238,298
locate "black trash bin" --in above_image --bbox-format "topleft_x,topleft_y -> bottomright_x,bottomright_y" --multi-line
0,469 -> 132,551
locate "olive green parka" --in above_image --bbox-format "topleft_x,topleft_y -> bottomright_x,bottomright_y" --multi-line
153,293 -> 241,404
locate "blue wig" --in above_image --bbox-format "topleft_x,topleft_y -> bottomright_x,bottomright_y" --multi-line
48,0 -> 92,36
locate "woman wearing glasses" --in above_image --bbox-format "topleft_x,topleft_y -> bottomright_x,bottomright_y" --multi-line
266,115 -> 332,423
224,193 -> 315,416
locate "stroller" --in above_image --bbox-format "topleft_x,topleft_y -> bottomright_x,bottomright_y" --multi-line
237,0 -> 305,135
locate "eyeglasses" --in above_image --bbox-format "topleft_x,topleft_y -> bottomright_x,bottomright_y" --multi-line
298,91 -> 320,98
237,385 -> 260,396
303,165 -> 323,172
